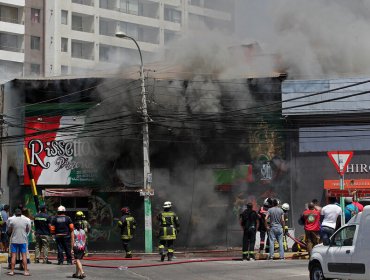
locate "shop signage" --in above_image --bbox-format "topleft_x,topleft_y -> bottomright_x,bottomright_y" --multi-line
327,151 -> 353,175
24,116 -> 98,186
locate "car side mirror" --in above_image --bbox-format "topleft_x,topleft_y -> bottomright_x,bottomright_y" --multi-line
323,239 -> 330,246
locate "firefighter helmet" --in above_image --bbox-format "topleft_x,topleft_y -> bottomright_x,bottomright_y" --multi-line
76,211 -> 84,218
121,207 -> 130,214
163,201 -> 172,209
282,203 -> 290,211
263,198 -> 272,207
57,205 -> 66,212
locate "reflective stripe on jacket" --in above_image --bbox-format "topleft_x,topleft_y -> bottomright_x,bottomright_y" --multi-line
118,215 -> 136,240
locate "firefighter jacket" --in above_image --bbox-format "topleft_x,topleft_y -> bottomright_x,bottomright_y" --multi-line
157,210 -> 180,240
118,214 -> 136,240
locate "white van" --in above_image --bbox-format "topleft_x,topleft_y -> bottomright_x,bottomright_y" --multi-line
309,205 -> 370,280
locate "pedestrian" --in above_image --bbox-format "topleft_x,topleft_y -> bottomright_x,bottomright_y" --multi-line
75,211 -> 91,256
157,201 -> 180,261
6,208 -> 31,276
117,207 -> 136,258
344,197 -> 359,223
320,197 -> 342,245
265,199 -> 285,260
281,203 -> 290,251
1,204 -> 9,252
72,221 -> 86,279
301,202 -> 321,255
34,204 -> 52,264
312,199 -> 322,212
240,202 -> 259,260
50,205 -> 74,265
352,198 -> 364,213
257,199 -> 270,253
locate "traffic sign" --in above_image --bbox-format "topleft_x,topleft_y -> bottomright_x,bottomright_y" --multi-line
327,151 -> 353,175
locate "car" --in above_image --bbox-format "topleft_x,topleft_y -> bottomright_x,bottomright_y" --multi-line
309,205 -> 370,280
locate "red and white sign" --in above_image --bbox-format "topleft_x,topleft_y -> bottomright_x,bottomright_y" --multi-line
327,151 -> 354,175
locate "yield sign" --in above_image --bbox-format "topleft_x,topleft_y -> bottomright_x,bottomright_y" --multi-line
327,151 -> 354,175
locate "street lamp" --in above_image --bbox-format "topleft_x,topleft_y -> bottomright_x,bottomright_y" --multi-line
115,31 -> 153,253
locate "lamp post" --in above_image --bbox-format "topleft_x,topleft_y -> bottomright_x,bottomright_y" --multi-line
115,31 -> 153,253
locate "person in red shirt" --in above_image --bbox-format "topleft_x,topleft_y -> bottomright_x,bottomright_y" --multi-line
352,199 -> 364,213
301,202 -> 321,256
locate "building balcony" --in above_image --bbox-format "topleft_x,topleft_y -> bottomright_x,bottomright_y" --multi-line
72,0 -> 94,6
0,49 -> 24,63
0,20 -> 25,34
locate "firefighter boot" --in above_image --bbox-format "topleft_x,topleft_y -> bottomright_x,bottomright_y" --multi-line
167,252 -> 173,261
125,251 -> 133,258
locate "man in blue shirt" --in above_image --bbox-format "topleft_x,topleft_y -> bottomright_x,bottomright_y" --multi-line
344,197 -> 358,223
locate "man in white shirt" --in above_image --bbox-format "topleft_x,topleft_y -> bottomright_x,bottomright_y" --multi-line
7,208 -> 31,276
320,197 -> 342,245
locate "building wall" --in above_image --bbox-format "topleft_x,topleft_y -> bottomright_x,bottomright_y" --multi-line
44,0 -> 235,76
0,0 -> 25,79
24,0 -> 44,76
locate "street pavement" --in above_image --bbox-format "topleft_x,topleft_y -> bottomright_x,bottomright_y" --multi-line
0,257 -> 309,279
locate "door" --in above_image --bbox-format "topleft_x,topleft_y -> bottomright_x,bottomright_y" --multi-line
325,225 -> 356,279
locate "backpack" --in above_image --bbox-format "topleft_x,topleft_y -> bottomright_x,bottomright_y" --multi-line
346,205 -> 358,218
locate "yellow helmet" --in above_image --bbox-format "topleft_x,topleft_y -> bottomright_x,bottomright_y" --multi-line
76,211 -> 84,217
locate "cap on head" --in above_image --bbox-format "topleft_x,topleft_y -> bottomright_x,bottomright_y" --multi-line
57,205 -> 66,212
282,203 -> 290,211
163,201 -> 172,209
40,204 -> 46,210
344,197 -> 353,204
120,207 -> 130,214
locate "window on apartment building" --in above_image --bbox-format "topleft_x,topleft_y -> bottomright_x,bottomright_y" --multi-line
72,15 -> 83,31
120,0 -> 138,15
0,33 -> 20,52
30,64 -> 40,75
164,6 -> 181,23
31,8 -> 40,23
61,10 -> 68,25
61,65 -> 68,75
189,0 -> 201,6
0,5 -> 18,24
30,36 -> 40,50
118,22 -> 138,39
99,45 -> 111,62
61,38 -> 68,52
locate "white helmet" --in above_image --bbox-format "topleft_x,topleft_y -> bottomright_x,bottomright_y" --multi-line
281,203 -> 290,211
163,201 -> 172,209
58,205 -> 66,212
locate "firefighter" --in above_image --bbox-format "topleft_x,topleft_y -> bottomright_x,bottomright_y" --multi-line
117,207 -> 136,258
50,206 -> 74,265
258,199 -> 270,253
75,211 -> 91,256
157,201 -> 180,262
240,202 -> 259,260
281,203 -> 290,252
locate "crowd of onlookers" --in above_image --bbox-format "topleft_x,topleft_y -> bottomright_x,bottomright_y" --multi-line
300,196 -> 363,256
0,204 -> 88,278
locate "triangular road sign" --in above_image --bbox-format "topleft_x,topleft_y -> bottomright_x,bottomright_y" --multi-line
327,151 -> 354,175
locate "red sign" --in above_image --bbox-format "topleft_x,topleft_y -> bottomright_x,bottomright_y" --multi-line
327,151 -> 353,175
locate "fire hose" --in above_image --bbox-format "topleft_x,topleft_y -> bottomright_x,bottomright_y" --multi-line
286,232 -> 307,249
82,257 -> 239,269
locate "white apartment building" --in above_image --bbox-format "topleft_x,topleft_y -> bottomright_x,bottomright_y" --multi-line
45,0 -> 235,76
0,0 -> 25,81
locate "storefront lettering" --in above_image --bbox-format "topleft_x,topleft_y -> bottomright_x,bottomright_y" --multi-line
347,164 -> 370,173
28,139 -> 97,171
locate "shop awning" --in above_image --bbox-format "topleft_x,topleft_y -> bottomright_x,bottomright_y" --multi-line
42,188 -> 92,197
324,179 -> 370,197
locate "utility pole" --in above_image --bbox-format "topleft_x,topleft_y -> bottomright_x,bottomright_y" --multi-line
115,32 -> 153,253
